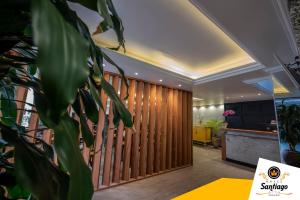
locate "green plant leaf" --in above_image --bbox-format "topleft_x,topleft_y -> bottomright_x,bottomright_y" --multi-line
88,78 -> 104,110
106,0 -> 125,50
1,123 -> 69,200
31,0 -> 89,121
7,184 -> 30,199
101,78 -> 132,127
80,114 -> 94,147
27,64 -> 37,76
80,89 -> 98,123
0,85 -> 17,126
53,114 -> 93,200
97,0 -> 114,28
103,52 -> 129,98
34,91 -> 55,128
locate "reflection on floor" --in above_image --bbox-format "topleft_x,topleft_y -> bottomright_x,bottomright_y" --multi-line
93,145 -> 255,200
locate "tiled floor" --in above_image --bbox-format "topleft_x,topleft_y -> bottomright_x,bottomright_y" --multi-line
93,145 -> 255,200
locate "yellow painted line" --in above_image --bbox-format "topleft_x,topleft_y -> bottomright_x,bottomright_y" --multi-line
172,178 -> 253,200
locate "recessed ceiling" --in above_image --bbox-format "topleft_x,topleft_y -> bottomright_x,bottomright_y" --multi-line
193,70 -> 273,106
90,0 -> 254,79
71,0 -> 297,106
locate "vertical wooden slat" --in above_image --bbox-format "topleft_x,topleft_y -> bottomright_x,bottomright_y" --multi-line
131,81 -> 143,178
122,79 -> 136,180
139,83 -> 150,176
27,110 -> 39,143
172,90 -> 178,167
92,73 -> 109,190
42,129 -> 52,144
103,76 -> 120,186
154,85 -> 162,173
166,89 -> 173,169
182,92 -> 188,165
112,80 -> 127,183
160,87 -> 168,171
82,120 -> 93,164
187,92 -> 193,165
147,84 -> 156,175
15,87 -> 28,124
177,90 -> 183,166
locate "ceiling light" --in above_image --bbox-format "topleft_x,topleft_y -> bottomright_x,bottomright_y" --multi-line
193,97 -> 204,101
102,63 -> 105,67
257,93 -> 261,96
209,105 -> 215,109
240,95 -> 244,98
159,79 -> 163,82
134,72 -> 138,75
178,84 -> 182,87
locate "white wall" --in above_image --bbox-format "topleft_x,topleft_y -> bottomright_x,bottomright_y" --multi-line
193,105 -> 224,125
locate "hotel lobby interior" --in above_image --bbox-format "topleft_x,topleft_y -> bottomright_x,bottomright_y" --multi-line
1,0 -> 300,200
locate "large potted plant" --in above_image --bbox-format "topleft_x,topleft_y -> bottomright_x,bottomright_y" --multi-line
277,104 -> 300,167
0,1 -> 132,199
205,119 -> 223,148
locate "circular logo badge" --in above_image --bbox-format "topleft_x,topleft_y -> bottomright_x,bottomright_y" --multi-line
268,166 -> 281,179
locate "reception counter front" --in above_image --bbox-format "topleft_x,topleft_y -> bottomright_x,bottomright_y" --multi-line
222,128 -> 280,167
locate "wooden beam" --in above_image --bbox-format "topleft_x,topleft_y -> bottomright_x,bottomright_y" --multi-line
92,73 -> 109,190
139,83 -> 150,176
177,90 -> 183,166
182,92 -> 188,165
160,87 -> 168,171
102,76 -> 120,186
147,84 -> 156,175
166,89 -> 173,169
154,85 -> 162,173
172,90 -> 178,167
122,79 -> 136,180
131,81 -> 143,178
112,80 -> 127,183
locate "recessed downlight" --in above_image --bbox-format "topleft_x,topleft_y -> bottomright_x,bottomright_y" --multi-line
134,72 -> 138,75
159,79 -> 163,82
240,95 -> 244,98
102,63 -> 106,67
257,93 -> 261,96
193,97 -> 204,101
178,84 -> 182,87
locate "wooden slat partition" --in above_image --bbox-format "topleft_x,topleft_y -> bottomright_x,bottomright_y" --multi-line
131,81 -> 143,178
15,87 -> 28,124
112,80 -> 127,183
139,83 -> 150,176
122,79 -> 136,180
92,74 -> 110,189
13,72 -> 193,190
102,76 -> 119,186
182,92 -> 187,165
166,89 -> 173,169
172,90 -> 178,167
147,84 -> 156,175
160,87 -> 167,171
154,85 -> 162,173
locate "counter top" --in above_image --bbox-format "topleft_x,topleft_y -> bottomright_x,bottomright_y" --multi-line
223,128 -> 277,136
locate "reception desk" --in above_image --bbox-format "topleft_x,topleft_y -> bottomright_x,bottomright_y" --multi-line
222,128 -> 280,166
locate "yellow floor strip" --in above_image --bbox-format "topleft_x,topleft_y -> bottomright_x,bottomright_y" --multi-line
172,178 -> 253,200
